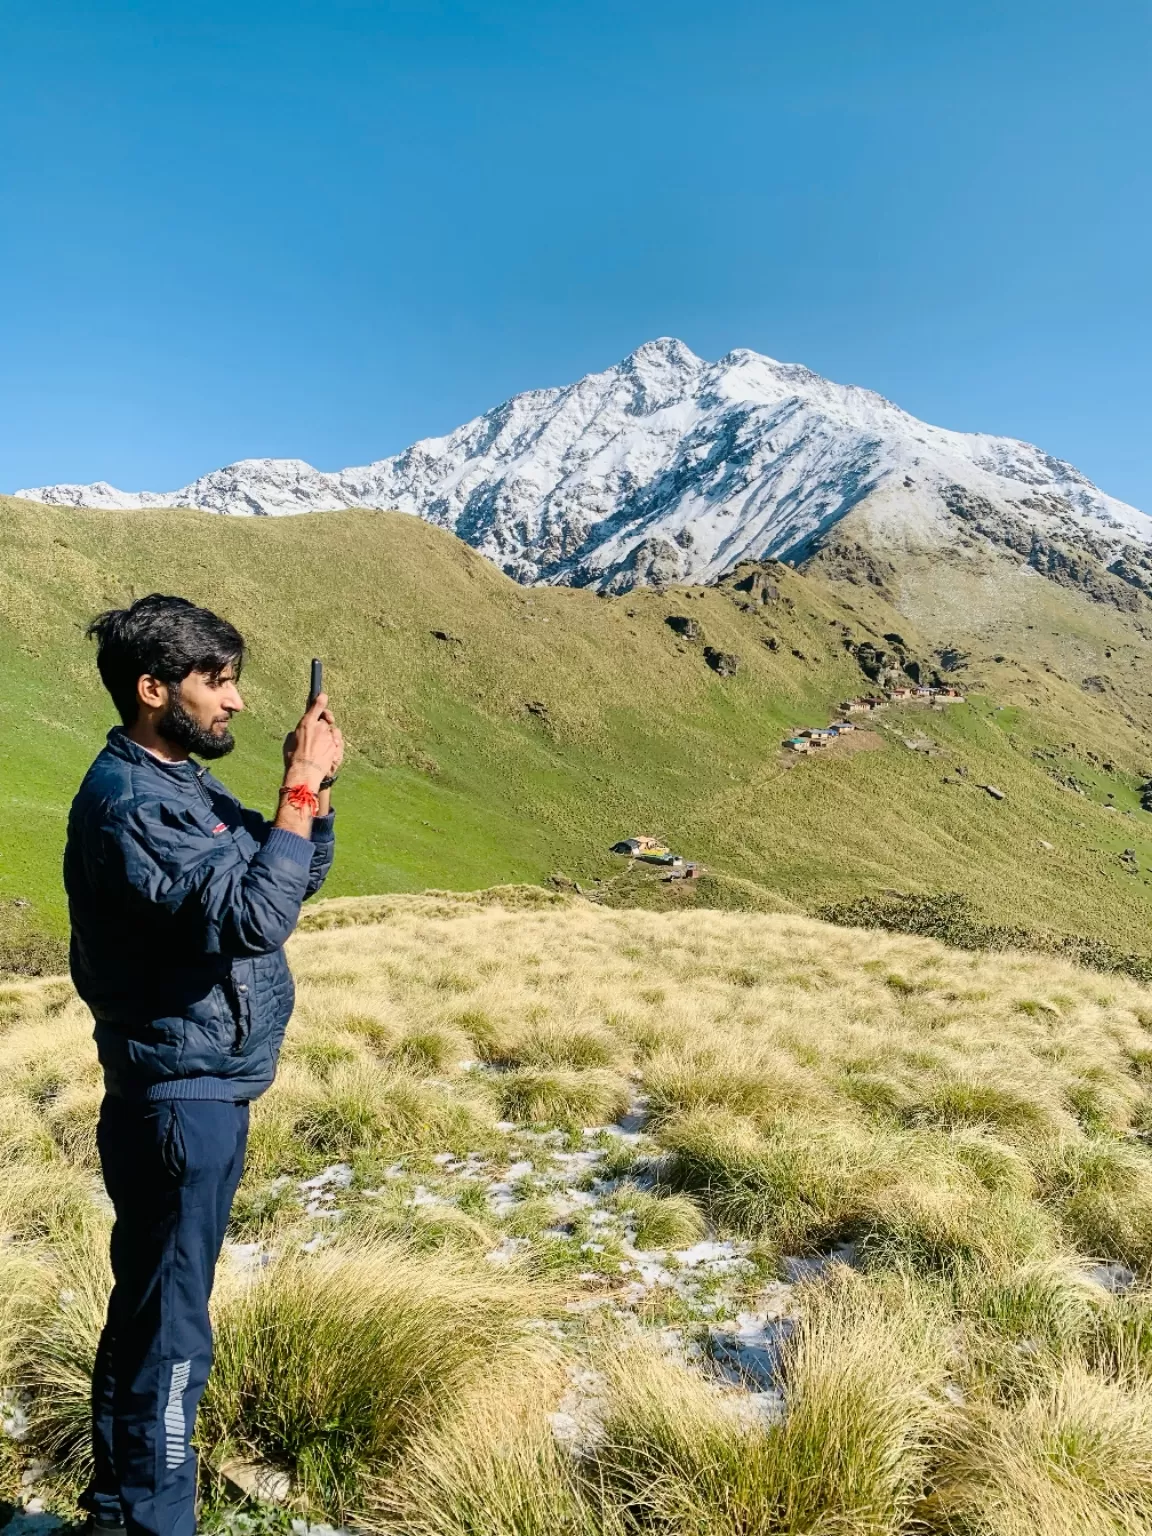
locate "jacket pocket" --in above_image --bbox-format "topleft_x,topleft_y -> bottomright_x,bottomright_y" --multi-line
204,985 -> 238,1047
227,970 -> 253,1054
179,988 -> 240,1076
161,1105 -> 186,1181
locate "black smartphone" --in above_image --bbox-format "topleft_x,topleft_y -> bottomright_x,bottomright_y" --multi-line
308,658 -> 323,708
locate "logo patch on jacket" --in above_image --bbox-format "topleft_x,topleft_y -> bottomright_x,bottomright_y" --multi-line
212,822 -> 228,834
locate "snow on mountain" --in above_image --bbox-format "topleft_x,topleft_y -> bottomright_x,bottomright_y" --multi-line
17,338 -> 1151,593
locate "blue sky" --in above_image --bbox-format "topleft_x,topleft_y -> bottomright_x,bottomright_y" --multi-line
2,0 -> 1149,506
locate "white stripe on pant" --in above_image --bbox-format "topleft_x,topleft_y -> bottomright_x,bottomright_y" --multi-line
163,1359 -> 192,1469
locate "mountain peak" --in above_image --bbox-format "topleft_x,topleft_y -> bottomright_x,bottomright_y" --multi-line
14,344 -> 1149,594
623,336 -> 701,370
611,337 -> 703,414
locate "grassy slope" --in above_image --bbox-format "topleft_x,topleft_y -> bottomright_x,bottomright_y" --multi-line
4,493 -> 1152,949
7,896 -> 1152,1531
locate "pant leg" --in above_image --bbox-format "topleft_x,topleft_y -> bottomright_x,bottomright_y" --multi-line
87,1327 -> 122,1527
84,1097 -> 249,1536
84,1100 -> 179,1532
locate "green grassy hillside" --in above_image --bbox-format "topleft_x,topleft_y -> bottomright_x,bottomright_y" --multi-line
3,494 -> 1152,955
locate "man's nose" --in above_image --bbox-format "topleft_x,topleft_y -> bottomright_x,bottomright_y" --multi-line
225,688 -> 244,713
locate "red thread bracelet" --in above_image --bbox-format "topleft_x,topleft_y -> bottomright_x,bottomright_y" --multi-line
280,783 -> 320,817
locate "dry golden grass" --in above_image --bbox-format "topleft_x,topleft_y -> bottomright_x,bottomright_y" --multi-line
594,1269 -> 948,1535
933,1363 -> 1152,1535
204,1240 -> 545,1519
4,894 -> 1152,1531
372,1357 -> 607,1536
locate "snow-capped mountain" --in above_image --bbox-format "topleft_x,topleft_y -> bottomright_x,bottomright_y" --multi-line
17,338 -> 1151,594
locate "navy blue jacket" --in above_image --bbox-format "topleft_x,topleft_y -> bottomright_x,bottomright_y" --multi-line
64,728 -> 335,1102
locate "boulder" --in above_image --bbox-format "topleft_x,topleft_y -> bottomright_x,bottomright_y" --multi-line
217,1459 -> 292,1504
853,642 -> 888,681
1082,1261 -> 1137,1295
732,569 -> 780,605
936,645 -> 970,673
666,615 -> 703,641
704,647 -> 740,677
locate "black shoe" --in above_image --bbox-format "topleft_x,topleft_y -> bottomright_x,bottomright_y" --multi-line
85,1519 -> 126,1535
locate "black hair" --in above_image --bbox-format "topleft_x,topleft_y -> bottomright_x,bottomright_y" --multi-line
86,594 -> 245,725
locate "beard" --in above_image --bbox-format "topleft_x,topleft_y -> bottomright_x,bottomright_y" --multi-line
156,693 -> 236,760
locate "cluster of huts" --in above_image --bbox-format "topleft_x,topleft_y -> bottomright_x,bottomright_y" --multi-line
843,683 -> 965,711
783,720 -> 858,754
610,836 -> 703,881
784,684 -> 965,753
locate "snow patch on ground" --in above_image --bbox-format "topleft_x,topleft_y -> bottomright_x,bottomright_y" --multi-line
209,1095 -> 862,1461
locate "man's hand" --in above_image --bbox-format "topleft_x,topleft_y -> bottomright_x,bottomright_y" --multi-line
327,722 -> 345,780
281,694 -> 340,794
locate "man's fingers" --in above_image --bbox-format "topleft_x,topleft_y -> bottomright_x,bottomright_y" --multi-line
290,692 -> 340,776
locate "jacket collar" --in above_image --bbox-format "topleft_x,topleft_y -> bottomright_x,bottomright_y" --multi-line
104,726 -> 202,780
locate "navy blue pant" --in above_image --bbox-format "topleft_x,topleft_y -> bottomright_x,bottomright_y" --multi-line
84,1098 -> 249,1536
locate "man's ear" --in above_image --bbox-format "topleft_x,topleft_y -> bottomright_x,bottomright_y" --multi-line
137,675 -> 170,713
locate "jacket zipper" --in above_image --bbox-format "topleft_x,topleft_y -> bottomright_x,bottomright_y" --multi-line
197,768 -> 251,1053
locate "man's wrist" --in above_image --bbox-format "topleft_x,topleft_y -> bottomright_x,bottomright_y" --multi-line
279,782 -> 320,818
283,764 -> 325,795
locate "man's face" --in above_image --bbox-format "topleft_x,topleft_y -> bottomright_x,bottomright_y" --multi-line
154,665 -> 245,759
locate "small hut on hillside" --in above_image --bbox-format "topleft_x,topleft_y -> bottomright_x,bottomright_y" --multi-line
610,835 -> 674,862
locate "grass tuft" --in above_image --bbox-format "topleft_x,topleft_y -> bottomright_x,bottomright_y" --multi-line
933,1364 -> 1152,1535
204,1241 -> 541,1518
376,1363 -> 604,1536
496,1068 -> 631,1129
608,1183 -> 707,1250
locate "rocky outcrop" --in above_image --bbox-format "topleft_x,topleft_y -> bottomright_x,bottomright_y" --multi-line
935,646 -> 970,673
704,648 -> 740,677
848,634 -> 941,689
799,535 -> 898,599
730,566 -> 781,607
941,485 -> 1144,612
852,642 -> 890,683
666,615 -> 703,641
599,537 -> 684,593
1107,552 -> 1152,597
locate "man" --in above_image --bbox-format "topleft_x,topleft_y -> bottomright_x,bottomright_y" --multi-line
64,593 -> 343,1536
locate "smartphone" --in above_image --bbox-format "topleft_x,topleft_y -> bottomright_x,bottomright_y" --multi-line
308,658 -> 323,708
